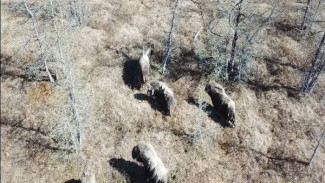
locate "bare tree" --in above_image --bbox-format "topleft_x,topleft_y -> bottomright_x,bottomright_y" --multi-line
226,0 -> 274,81
300,32 -> 325,93
192,0 -> 274,81
24,1 -> 55,83
161,0 -> 180,74
49,0 -> 83,153
300,0 -> 325,32
228,0 -> 244,72
20,0 -> 90,155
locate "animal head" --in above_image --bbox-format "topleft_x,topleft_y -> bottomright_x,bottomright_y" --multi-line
132,141 -> 156,163
205,81 -> 225,95
132,145 -> 141,162
142,44 -> 154,57
146,83 -> 155,96
146,80 -> 162,96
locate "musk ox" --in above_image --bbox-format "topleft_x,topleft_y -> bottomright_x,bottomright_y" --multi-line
205,81 -> 236,127
147,80 -> 177,116
139,45 -> 154,83
132,142 -> 169,183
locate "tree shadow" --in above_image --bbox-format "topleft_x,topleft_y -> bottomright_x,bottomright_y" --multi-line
64,180 -> 81,183
122,53 -> 144,90
222,142 -> 309,176
187,97 -> 230,127
1,117 -> 73,160
109,158 -> 146,183
264,57 -> 305,72
247,80 -> 299,97
163,49 -> 209,82
134,93 -> 169,115
273,21 -> 303,41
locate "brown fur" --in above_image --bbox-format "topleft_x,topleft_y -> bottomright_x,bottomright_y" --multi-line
132,142 -> 169,183
139,45 -> 153,82
147,80 -> 177,116
205,81 -> 236,127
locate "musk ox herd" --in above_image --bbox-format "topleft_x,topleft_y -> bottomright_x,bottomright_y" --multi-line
125,45 -> 236,182
135,45 -> 236,123
84,45 -> 237,183
133,45 -> 236,121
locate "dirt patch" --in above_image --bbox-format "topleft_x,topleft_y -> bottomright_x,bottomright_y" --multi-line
26,82 -> 54,104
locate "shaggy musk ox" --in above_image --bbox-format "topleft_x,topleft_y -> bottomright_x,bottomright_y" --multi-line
139,44 -> 154,83
132,142 -> 169,183
147,80 -> 177,116
205,81 -> 236,127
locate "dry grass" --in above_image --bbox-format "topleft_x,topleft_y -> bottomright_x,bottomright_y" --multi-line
1,0 -> 325,182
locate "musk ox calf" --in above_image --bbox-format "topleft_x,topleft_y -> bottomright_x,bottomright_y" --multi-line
147,80 -> 177,116
132,142 -> 169,183
139,45 -> 154,83
205,81 -> 236,127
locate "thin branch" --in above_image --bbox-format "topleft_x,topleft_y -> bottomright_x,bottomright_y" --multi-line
301,0 -> 312,29
207,18 -> 222,37
193,27 -> 202,41
309,129 -> 325,166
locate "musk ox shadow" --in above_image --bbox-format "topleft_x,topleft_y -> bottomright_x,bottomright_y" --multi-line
187,97 -> 230,127
134,93 -> 170,116
109,158 -> 146,183
122,53 -> 144,90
